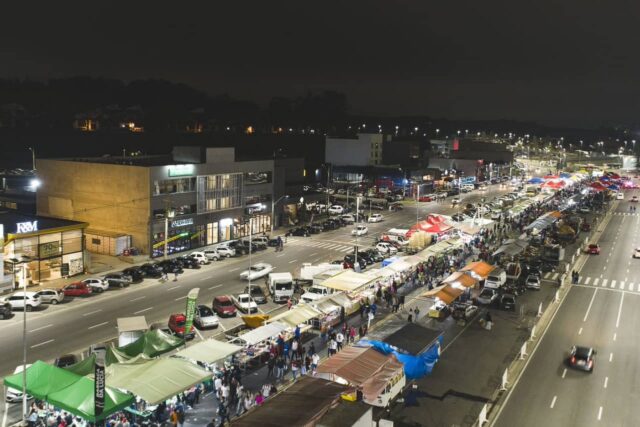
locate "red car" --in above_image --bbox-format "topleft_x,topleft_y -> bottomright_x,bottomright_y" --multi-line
212,296 -> 237,317
62,282 -> 92,297
581,222 -> 591,232
168,313 -> 195,340
418,196 -> 432,202
586,244 -> 600,255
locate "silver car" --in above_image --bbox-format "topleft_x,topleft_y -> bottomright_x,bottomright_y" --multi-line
35,288 -> 65,305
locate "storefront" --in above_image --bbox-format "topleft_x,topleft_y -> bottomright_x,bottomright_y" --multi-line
1,213 -> 88,288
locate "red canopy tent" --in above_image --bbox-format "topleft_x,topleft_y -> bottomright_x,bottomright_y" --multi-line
589,182 -> 607,192
409,215 -> 453,235
541,180 -> 565,189
543,175 -> 559,180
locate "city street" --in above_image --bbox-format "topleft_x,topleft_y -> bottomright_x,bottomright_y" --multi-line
495,190 -> 640,426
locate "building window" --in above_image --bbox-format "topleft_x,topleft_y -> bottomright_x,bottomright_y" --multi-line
153,178 -> 196,195
197,173 -> 243,214
244,171 -> 272,185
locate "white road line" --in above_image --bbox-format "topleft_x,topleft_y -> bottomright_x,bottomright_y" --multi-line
613,333 -> 617,341
550,395 -> 557,408
610,280 -> 616,288
31,339 -> 54,348
340,247 -> 352,252
276,254 -> 285,257
288,259 -> 298,264
598,406 -> 603,421
82,309 -> 102,317
610,352 -> 613,362
309,253 -> 318,257
562,368 -> 567,379
604,377 -> 608,388
544,272 -> 551,279
616,293 -> 625,328
629,283 -> 635,292
585,277 -> 591,285
578,327 -> 583,335
229,268 -> 239,272
175,295 -> 187,301
200,276 -> 211,281
88,321 -> 109,330
602,279 -> 608,287
28,324 -> 53,333
583,289 -> 598,322
134,307 -> 153,315
208,284 -> 222,290
167,286 -> 180,291
195,328 -> 204,341
552,273 -> 559,280
131,296 -> 146,302
593,278 -> 599,286
619,282 -> 625,290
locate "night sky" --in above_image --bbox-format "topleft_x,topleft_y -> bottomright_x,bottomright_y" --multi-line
1,1 -> 638,127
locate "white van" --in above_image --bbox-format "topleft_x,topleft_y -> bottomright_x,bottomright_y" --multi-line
485,268 -> 507,289
268,272 -> 294,303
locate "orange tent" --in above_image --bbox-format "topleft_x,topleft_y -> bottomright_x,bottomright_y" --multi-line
461,261 -> 496,279
433,285 -> 464,304
442,272 -> 477,288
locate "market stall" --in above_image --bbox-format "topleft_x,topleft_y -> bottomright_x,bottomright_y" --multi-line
309,292 -> 358,330
229,321 -> 288,369
266,304 -> 322,329
460,261 -> 496,280
174,338 -> 242,365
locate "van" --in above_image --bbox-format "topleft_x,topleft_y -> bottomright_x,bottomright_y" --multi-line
485,268 -> 507,289
268,272 -> 294,303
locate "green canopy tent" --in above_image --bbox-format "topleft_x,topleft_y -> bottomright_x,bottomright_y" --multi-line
47,376 -> 135,422
3,361 -> 80,400
117,329 -> 184,359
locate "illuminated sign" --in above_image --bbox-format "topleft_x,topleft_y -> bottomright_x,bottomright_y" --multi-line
16,221 -> 38,233
246,203 -> 267,214
171,218 -> 194,228
168,164 -> 194,177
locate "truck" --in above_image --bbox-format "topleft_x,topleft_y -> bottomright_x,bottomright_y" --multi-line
380,228 -> 410,246
301,285 -> 334,303
267,272 -> 294,303
542,244 -> 565,265
485,267 -> 507,289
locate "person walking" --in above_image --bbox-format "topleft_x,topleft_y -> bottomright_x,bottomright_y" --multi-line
267,355 -> 275,378
217,399 -> 230,426
328,337 -> 338,356
291,359 -> 299,381
311,352 -> 320,374
336,331 -> 344,351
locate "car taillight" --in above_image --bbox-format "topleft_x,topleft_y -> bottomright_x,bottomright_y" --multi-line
588,360 -> 593,368
571,356 -> 576,364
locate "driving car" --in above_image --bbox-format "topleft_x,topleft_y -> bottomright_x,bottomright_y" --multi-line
581,222 -> 591,232
34,288 -> 65,305
451,198 -> 461,205
232,293 -> 258,313
212,295 -> 237,317
82,278 -> 110,293
500,294 -> 517,311
328,205 -> 345,215
476,288 -> 498,305
62,282 -> 92,298
0,302 -> 12,319
240,262 -> 274,280
286,227 -> 310,237
351,225 -> 368,236
567,345 -> 595,372
586,244 -> 600,255
244,285 -> 268,304
194,305 -> 219,329
168,313 -> 195,340
525,274 -> 541,290
368,213 -> 384,223
578,206 -> 591,213
5,364 -> 32,403
616,192 -> 624,200
417,196 -> 433,202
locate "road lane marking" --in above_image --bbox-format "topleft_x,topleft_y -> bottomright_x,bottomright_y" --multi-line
613,333 -> 617,341
131,296 -> 146,302
552,273 -> 559,280
309,253 -> 318,257
610,280 -> 616,288
585,277 -> 591,285
167,286 -> 180,291
598,406 -> 603,421
578,327 -> 583,335
88,321 -> 109,330
562,369 -> 567,379
229,268 -> 239,272
610,352 -> 613,362
620,282 -> 625,290
276,254 -> 285,257
602,279 -> 608,287
134,307 -> 153,315
630,283 -> 635,291
544,272 -> 551,279
175,296 -> 187,301
28,324 -> 53,333
200,276 -> 212,281
616,293 -> 624,328
593,278 -> 599,286
208,284 -> 222,290
31,339 -> 54,348
82,309 -> 102,317
583,289 -> 598,322
604,377 -> 608,388
550,395 -> 557,408
288,259 -> 298,264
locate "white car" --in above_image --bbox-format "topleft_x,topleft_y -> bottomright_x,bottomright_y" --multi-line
240,263 -> 274,281
634,248 -> 640,258
376,242 -> 398,255
3,292 -> 42,312
491,210 -> 502,220
368,214 -> 384,223
194,305 -> 219,329
214,244 -> 235,258
525,275 -> 541,290
351,225 -> 368,236
451,198 -> 461,205
328,205 -> 345,215
340,214 -> 356,224
232,294 -> 258,313
616,192 -> 624,200
34,288 -> 65,305
190,251 -> 211,264
82,278 -> 109,293
5,364 -> 32,403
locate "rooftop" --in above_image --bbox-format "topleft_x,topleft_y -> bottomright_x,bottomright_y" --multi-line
0,211 -> 86,237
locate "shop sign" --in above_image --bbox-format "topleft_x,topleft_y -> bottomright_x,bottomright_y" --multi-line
168,164 -> 194,177
16,221 -> 38,233
246,203 -> 266,214
171,218 -> 194,228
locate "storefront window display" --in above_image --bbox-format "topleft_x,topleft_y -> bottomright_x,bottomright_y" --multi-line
233,215 -> 271,238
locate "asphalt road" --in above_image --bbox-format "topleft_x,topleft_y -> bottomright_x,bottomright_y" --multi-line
495,188 -> 640,427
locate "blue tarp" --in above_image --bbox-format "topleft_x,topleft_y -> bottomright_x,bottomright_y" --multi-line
527,177 -> 544,184
559,172 -> 571,178
382,256 -> 400,267
607,184 -> 619,190
360,336 -> 443,380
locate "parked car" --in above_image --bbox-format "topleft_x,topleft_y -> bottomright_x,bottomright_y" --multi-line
351,225 -> 368,236
340,214 -> 356,224
54,354 -> 78,368
388,202 -> 404,211
2,292 -> 42,311
328,205 -> 345,215
177,256 -> 201,269
103,272 -> 133,288
62,283 -> 92,298
567,345 -> 595,372
363,249 -> 384,263
0,302 -> 12,319
168,313 -> 195,340
634,247 -> 640,259
450,302 -> 478,320
581,222 -> 592,232
240,263 -> 274,281
82,278 -> 110,293
34,288 -> 64,305
121,267 -> 144,282
212,296 -> 237,317
368,213 -> 384,223
632,196 -> 638,203
321,220 -> 340,230
308,224 -> 324,234
500,294 -> 517,311
428,300 -> 450,319
228,240 -> 249,255
286,227 -> 310,237
476,288 -> 498,305
525,274 -> 541,290
375,242 -> 398,255
157,259 -> 185,274
5,365 -> 32,403
140,263 -> 163,278
214,243 -> 236,258
349,251 -> 374,266
244,285 -> 268,304
194,305 -> 219,329
232,294 -> 258,313
190,251 -> 211,265
343,254 -> 367,270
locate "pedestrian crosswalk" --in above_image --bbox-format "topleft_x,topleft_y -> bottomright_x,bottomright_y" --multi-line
569,275 -> 639,294
612,212 -> 640,216
287,238 -> 354,253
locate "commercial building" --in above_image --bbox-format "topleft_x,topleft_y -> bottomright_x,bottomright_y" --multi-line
1,212 -> 87,289
325,133 -> 387,166
0,169 -> 38,214
36,147 -> 283,258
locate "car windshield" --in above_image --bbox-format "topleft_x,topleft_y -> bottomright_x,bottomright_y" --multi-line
275,282 -> 292,291
309,288 -> 324,294
176,320 -> 186,327
219,300 -> 233,307
199,306 -> 214,316
250,266 -> 264,271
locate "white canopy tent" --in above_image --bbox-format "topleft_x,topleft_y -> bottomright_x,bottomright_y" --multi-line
174,339 -> 242,364
230,321 -> 288,346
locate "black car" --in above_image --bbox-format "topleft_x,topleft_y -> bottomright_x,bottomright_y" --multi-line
567,346 -> 595,372
177,256 -> 201,269
350,252 -> 374,266
267,238 -> 280,247
363,249 -> 384,263
54,354 -> 78,368
447,189 -> 460,196
140,263 -> 163,278
286,227 -> 310,237
103,272 -> 132,288
121,267 -> 144,282
321,220 -> 340,230
229,240 -> 249,255
343,254 -> 366,270
239,241 -> 262,253
308,224 -> 323,234
0,302 -> 11,320
157,260 -> 184,274
500,294 -> 517,311
244,286 -> 268,304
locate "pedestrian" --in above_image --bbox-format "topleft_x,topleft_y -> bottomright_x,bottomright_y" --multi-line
408,312 -> 413,323
336,331 -> 344,351
267,355 -> 275,378
328,337 -> 338,356
217,400 -> 230,426
291,339 -> 299,361
275,356 -> 285,379
349,325 -> 357,344
308,341 -> 316,357
173,271 -> 179,281
358,324 -> 364,339
287,298 -> 293,310
291,359 -> 299,380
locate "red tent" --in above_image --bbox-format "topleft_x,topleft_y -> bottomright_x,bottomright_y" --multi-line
589,182 -> 607,192
541,180 -> 565,189
543,175 -> 559,180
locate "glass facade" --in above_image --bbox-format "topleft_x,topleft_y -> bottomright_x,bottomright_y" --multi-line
233,215 -> 271,238
153,178 -> 197,195
197,173 -> 243,213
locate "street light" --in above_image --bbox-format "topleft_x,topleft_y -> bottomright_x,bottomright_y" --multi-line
9,255 -> 31,425
27,147 -> 36,171
271,195 -> 289,233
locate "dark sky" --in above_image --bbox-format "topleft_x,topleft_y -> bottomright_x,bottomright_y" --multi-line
1,1 -> 639,127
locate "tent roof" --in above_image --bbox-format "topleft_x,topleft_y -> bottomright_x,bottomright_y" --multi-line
442,272 -> 477,288
321,270 -> 380,292
117,316 -> 149,332
4,360 -> 80,400
231,322 -> 288,346
118,329 -> 184,359
232,377 -> 349,427
493,239 -> 529,256
415,238 -> 463,260
105,357 -> 211,405
316,346 -> 403,402
174,339 -> 242,364
461,261 -> 496,279
384,323 -> 443,355
266,304 -> 323,327
433,285 -> 464,304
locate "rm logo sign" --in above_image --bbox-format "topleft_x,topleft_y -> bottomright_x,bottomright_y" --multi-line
16,221 -> 38,233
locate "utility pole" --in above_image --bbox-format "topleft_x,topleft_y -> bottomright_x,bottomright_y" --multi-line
355,196 -> 360,270
416,184 -> 420,224
248,217 -> 253,302
28,147 -> 35,171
